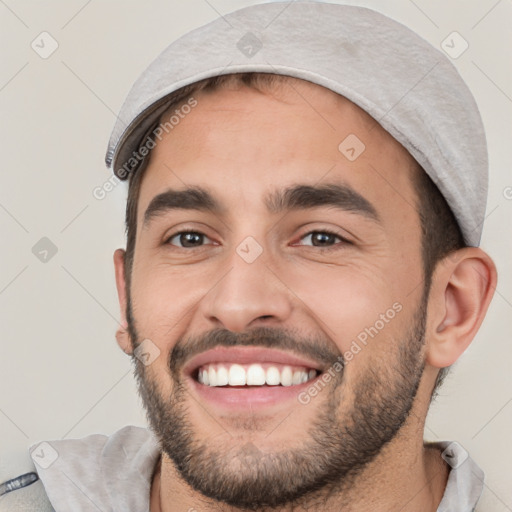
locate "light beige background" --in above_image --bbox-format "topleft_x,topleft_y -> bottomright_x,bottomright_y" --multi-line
1,0 -> 511,510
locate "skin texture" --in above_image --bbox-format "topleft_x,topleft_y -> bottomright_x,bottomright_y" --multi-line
113,78 -> 497,511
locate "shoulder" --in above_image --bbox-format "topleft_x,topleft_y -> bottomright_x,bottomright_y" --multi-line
1,426 -> 158,511
0,471 -> 54,511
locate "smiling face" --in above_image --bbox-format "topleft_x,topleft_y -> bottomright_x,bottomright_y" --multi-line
115,78 -> 435,508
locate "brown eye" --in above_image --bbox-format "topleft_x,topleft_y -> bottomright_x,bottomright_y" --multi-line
299,230 -> 348,248
166,231 -> 212,248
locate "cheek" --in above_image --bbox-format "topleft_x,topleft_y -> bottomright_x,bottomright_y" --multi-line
282,254 -> 420,361
129,266 -> 207,389
129,262 -> 204,350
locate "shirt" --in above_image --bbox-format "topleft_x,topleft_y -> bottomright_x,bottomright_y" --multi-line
0,425 -> 485,511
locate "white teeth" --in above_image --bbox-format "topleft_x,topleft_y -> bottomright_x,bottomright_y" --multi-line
281,366 -> 293,386
198,363 -> 318,387
247,364 -> 266,385
228,364 -> 246,386
266,366 -> 281,385
208,366 -> 216,386
292,370 -> 304,385
216,365 -> 229,386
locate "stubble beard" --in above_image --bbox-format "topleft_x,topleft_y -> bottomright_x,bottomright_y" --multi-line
127,296 -> 427,510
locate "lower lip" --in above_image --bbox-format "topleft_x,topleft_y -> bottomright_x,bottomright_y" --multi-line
187,374 -> 321,410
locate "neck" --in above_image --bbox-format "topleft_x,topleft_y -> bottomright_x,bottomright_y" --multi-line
151,431 -> 449,512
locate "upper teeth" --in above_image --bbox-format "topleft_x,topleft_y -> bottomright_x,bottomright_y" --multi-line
197,363 -> 318,387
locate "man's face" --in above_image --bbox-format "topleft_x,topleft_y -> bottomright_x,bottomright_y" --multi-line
120,79 -> 430,508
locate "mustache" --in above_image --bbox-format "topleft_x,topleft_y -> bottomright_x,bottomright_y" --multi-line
168,325 -> 342,376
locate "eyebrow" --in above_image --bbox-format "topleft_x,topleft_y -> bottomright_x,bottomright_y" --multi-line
265,183 -> 379,221
143,183 -> 380,227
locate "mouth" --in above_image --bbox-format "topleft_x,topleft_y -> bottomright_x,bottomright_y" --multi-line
183,346 -> 326,409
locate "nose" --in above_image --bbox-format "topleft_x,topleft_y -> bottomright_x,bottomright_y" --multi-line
197,240 -> 294,333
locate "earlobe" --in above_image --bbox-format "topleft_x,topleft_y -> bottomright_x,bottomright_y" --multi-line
113,248 -> 134,355
116,327 -> 133,355
426,247 -> 497,369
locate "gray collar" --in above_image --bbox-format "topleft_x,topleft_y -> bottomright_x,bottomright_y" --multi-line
31,426 -> 160,512
31,427 -> 484,511
430,440 -> 484,512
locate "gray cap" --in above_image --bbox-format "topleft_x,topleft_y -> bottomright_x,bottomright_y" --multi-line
105,1 -> 488,247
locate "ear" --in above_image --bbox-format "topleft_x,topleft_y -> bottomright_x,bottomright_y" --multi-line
425,247 -> 497,369
114,248 -> 133,355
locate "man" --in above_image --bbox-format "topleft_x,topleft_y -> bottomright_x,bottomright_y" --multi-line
1,2 -> 497,511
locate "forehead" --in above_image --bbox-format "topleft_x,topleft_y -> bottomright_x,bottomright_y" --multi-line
136,78 -> 418,220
